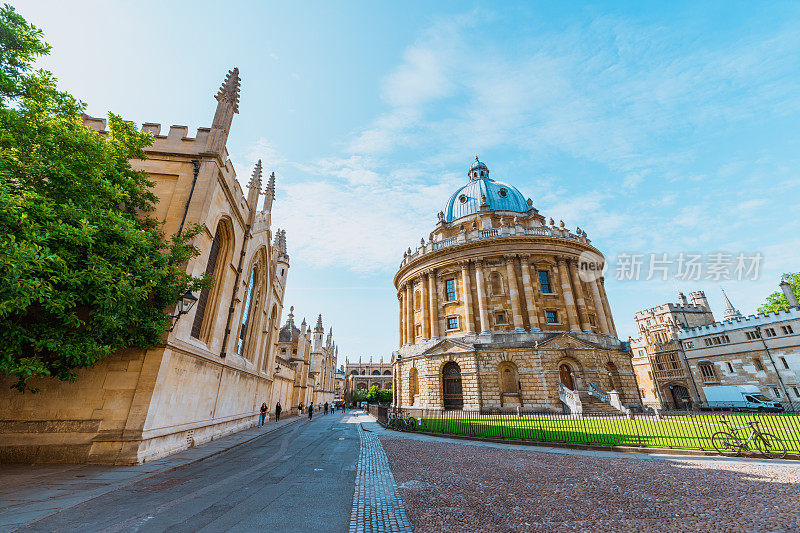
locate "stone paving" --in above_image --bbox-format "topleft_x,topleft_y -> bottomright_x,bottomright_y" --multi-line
349,424 -> 413,533
381,435 -> 800,533
0,415 -> 302,532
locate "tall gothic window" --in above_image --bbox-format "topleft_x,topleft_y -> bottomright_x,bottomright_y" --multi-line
191,229 -> 223,339
237,267 -> 258,356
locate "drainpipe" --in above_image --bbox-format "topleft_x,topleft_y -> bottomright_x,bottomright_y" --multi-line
755,325 -> 794,411
219,224 -> 252,359
177,160 -> 201,238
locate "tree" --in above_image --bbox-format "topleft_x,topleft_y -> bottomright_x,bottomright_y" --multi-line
0,5 -> 207,392
758,273 -> 800,314
365,384 -> 393,404
351,389 -> 368,404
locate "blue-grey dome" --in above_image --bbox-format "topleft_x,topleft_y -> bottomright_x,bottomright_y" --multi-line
444,159 -> 529,222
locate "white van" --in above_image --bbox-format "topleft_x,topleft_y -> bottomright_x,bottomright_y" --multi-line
702,385 -> 784,412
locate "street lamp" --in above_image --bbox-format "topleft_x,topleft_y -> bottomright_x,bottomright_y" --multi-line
170,290 -> 198,331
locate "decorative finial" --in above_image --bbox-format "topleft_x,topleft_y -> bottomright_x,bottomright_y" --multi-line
475,155 -> 479,161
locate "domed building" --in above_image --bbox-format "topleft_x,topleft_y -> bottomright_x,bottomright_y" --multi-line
391,158 -> 640,414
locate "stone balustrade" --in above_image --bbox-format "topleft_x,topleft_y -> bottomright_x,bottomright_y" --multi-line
401,223 -> 590,268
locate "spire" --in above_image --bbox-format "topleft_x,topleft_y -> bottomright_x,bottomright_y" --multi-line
721,289 -> 742,321
278,229 -> 288,256
246,160 -> 262,213
273,227 -> 281,249
206,67 -> 241,154
315,314 -> 324,332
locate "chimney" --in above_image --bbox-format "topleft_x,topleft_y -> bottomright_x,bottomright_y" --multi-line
780,280 -> 800,308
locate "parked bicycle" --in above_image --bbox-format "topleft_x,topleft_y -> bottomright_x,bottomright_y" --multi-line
711,419 -> 787,459
387,412 -> 419,431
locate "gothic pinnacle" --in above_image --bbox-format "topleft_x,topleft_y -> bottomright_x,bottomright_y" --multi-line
216,67 -> 241,113
265,171 -> 276,198
247,160 -> 263,190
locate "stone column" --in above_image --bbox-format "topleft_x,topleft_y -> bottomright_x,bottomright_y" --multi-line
518,254 -> 541,331
598,277 -> 618,337
398,292 -> 405,347
589,277 -> 610,334
405,281 -> 414,344
504,255 -> 525,332
568,259 -> 592,332
556,257 -> 580,331
460,261 -> 476,334
428,269 -> 439,339
474,260 -> 491,334
420,274 -> 430,340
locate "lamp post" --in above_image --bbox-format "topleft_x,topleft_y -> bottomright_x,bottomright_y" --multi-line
169,290 -> 198,331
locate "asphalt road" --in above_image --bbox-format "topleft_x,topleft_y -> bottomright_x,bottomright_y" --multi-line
21,411 -> 360,533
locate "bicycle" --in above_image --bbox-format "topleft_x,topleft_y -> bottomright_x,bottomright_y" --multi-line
387,412 -> 419,431
711,419 -> 787,459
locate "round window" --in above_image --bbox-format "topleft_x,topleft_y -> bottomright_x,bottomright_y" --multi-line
499,188 -> 508,198
459,194 -> 467,204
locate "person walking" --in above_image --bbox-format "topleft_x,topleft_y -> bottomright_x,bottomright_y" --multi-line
324,402 -> 329,415
308,404 -> 313,421
298,402 -> 303,416
259,402 -> 267,427
275,401 -> 282,422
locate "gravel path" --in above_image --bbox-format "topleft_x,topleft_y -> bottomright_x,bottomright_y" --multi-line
380,436 -> 800,533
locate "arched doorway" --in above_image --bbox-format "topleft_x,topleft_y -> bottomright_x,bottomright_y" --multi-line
559,363 -> 574,390
442,362 -> 463,410
669,384 -> 691,410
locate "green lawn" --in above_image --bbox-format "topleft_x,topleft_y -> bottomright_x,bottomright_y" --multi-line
411,413 -> 800,453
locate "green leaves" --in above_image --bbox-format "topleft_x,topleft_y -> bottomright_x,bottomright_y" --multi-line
0,5 -> 207,392
758,272 -> 800,314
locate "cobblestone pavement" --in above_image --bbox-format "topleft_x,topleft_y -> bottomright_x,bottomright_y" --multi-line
349,426 -> 413,533
381,436 -> 800,533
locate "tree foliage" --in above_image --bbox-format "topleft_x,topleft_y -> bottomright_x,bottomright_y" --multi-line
758,272 -> 800,314
350,385 -> 393,404
0,4 -> 207,392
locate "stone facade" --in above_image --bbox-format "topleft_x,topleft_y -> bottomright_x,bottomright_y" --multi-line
630,292 -> 716,409
0,68 -> 335,464
392,159 -> 639,413
345,361 -> 393,399
677,297 -> 800,410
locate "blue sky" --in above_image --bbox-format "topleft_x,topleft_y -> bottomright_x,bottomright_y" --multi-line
17,1 -> 800,362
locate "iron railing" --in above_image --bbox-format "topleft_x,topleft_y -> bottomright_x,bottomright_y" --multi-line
387,406 -> 800,454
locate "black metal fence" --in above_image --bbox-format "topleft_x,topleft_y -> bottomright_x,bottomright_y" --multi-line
387,407 -> 800,454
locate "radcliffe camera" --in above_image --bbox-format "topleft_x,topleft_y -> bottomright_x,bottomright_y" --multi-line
2,2 -> 800,533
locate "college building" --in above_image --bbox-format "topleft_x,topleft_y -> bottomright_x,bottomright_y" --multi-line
0,69 -> 336,464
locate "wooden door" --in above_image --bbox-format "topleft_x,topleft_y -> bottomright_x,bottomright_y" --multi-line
559,364 -> 574,390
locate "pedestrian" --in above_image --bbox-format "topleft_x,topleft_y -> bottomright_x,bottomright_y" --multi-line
259,402 -> 267,427
308,403 -> 313,421
275,401 -> 282,422
298,402 -> 303,416
324,402 -> 329,415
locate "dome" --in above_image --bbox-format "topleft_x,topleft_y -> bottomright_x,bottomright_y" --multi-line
444,159 -> 529,222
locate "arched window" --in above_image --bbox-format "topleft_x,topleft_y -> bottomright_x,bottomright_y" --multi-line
372,370 -> 380,375
383,370 -> 391,375
191,222 -> 232,341
237,266 -> 259,357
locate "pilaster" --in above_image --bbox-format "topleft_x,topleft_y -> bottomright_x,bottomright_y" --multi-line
474,260 -> 491,334
519,254 -> 540,331
557,257 -> 580,331
460,261 -> 476,334
568,259 -> 592,332
428,269 -> 439,339
504,255 -> 525,332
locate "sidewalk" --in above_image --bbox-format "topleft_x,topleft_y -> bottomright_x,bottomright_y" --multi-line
0,415 -> 303,532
